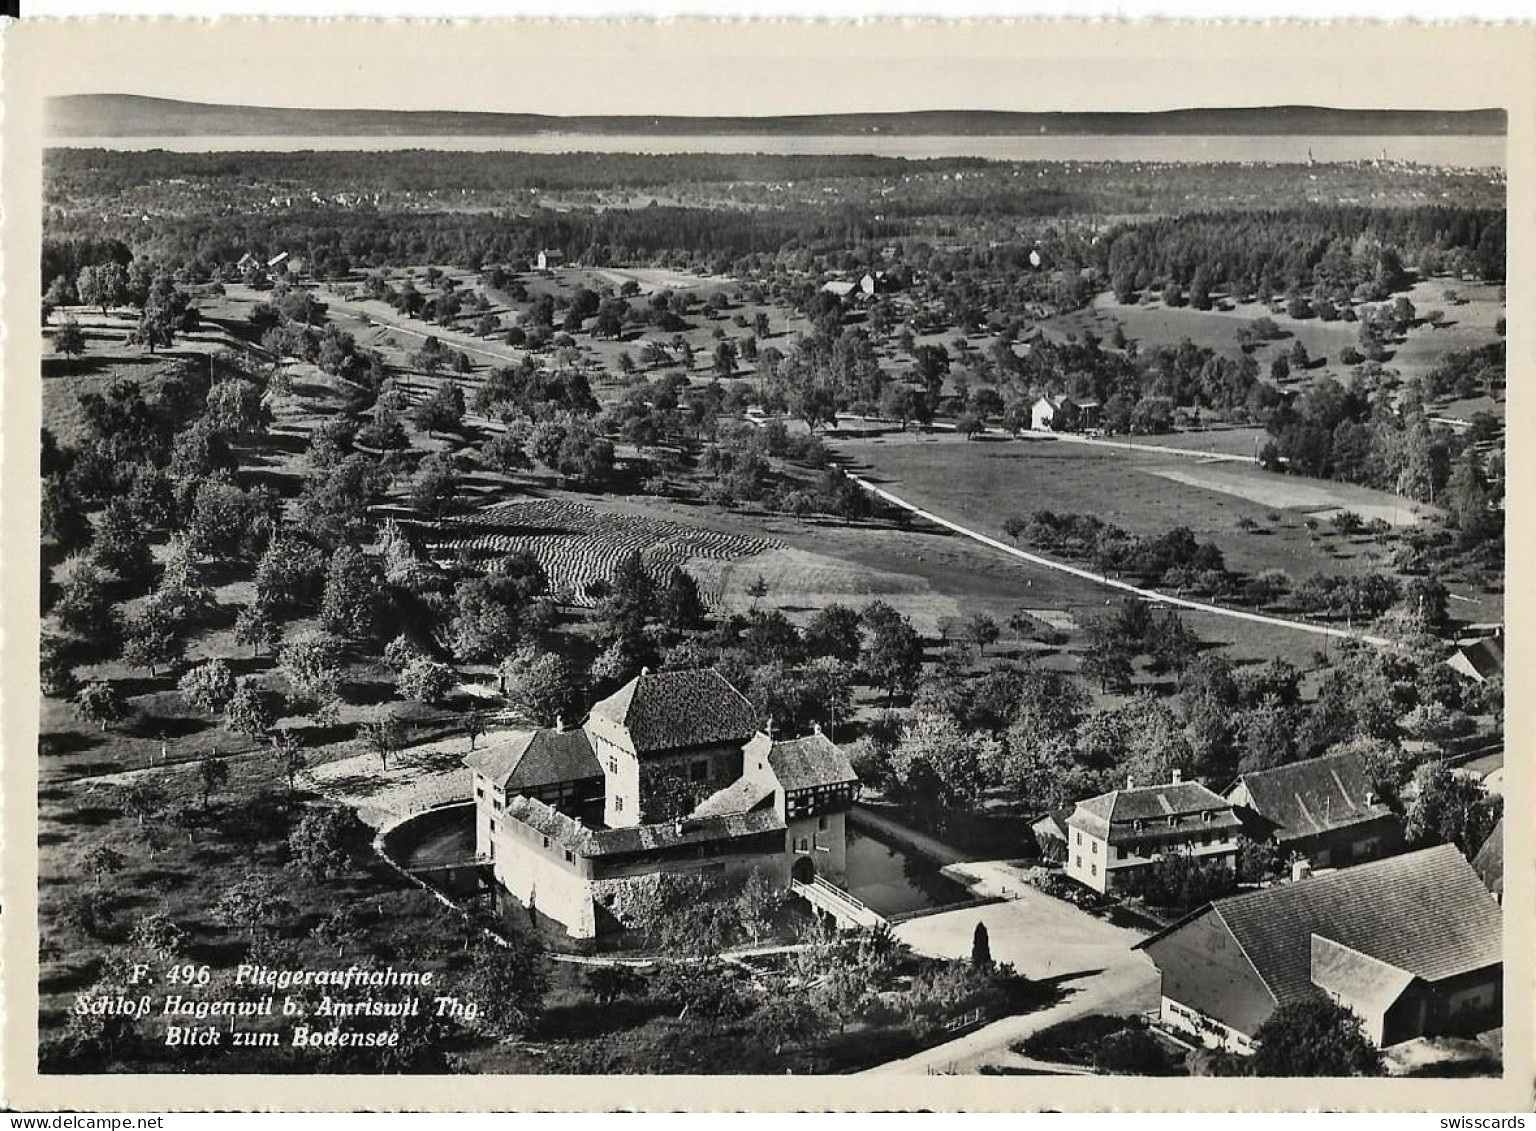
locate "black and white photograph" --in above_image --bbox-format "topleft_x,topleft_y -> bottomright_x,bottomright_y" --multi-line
3,16 -> 1528,1112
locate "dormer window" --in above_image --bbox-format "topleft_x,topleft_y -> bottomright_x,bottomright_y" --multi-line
1167,815 -> 1177,828
1202,810 -> 1213,824
1134,819 -> 1145,833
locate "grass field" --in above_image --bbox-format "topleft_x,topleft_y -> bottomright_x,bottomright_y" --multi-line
831,429 -> 1504,640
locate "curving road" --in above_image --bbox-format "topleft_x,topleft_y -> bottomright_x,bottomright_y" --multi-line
838,466 -> 1390,647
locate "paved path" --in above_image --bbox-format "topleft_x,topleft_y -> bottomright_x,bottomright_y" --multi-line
869,886 -> 1160,1075
839,465 -> 1390,647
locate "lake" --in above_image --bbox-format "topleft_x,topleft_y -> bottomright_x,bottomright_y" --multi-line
49,132 -> 1505,168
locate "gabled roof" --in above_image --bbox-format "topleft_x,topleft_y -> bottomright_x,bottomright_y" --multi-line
1069,779 -> 1240,844
821,279 -> 857,297
1310,934 -> 1418,1023
1139,845 -> 1502,1011
588,668 -> 760,756
1228,751 -> 1395,841
1472,818 -> 1503,898
1447,638 -> 1504,681
464,727 -> 601,790
747,729 -> 859,792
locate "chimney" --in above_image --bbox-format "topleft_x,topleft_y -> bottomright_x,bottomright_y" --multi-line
1171,769 -> 1182,784
1291,858 -> 1313,883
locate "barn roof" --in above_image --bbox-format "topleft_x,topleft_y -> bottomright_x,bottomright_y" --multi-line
588,668 -> 760,756
1139,845 -> 1502,1010
1228,751 -> 1395,842
1473,818 -> 1503,898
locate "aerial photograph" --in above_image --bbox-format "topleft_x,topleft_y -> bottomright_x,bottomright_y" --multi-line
36,88 -> 1506,1079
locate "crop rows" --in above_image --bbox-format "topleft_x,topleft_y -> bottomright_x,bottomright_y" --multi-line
428,498 -> 784,607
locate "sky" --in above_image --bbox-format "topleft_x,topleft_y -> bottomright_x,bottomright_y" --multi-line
28,20 -> 1521,119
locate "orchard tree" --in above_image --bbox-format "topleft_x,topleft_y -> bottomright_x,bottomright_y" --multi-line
129,912 -> 188,960
179,659 -> 237,717
197,754 -> 230,809
1404,762 -> 1502,858
361,715 -> 403,771
659,567 -> 706,630
224,680 -> 275,741
53,317 -> 87,364
233,603 -> 280,658
73,680 -> 127,732
459,936 -> 547,1040
397,657 -> 454,705
320,543 -> 382,641
288,806 -> 367,880
81,842 -> 127,887
270,727 -> 308,794
121,605 -> 182,677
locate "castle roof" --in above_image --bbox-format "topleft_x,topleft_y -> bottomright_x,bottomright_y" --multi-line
588,668 -> 760,755
464,726 -> 601,790
746,729 -> 859,792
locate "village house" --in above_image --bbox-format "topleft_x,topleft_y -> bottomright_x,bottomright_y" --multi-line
1031,393 -> 1102,433
1225,750 -> 1403,870
1445,633 -> 1504,685
859,270 -> 892,297
1136,845 -> 1503,1053
1063,774 -> 1243,894
819,279 -> 858,299
535,248 -> 565,271
465,668 -> 859,938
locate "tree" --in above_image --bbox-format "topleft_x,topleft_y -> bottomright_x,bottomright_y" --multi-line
412,380 -> 466,436
73,680 -> 127,732
81,842 -> 127,887
1080,620 -> 1134,693
887,712 -> 991,809
659,567 -> 706,630
53,317 -> 87,363
130,912 -> 188,960
361,715 -> 403,771
270,727 -> 308,794
970,922 -> 994,971
863,615 -> 924,704
178,659 -> 237,718
1251,999 -> 1382,1077
224,680 -> 275,740
54,558 -> 122,647
279,629 -> 345,704
1404,762 -> 1502,858
212,872 -> 294,937
735,868 -> 784,945
805,603 -> 862,663
397,657 -> 454,705
288,806 -> 367,879
584,964 -> 648,1007
233,603 -> 280,657
962,613 -> 1000,655
198,754 -> 230,809
500,646 -> 582,726
459,937 -> 547,1040
121,605 -> 182,677
755,991 -> 830,1055
117,778 -> 166,828
320,543 -> 382,641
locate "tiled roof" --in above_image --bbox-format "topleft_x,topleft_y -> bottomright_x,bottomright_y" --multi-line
502,795 -> 784,859
1068,780 -> 1240,844
464,727 -> 602,790
748,730 -> 859,792
1473,818 -> 1503,898
690,776 -> 776,819
1230,751 -> 1395,841
1448,638 -> 1504,680
1206,845 -> 1501,1005
1310,935 -> 1418,1023
589,668 -> 760,755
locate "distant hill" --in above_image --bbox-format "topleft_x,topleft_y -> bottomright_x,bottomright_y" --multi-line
48,94 -> 1506,139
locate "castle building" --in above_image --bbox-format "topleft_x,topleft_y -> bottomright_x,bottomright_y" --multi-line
465,668 -> 859,938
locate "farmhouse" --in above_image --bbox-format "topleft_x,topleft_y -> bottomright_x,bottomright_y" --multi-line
820,279 -> 858,299
859,271 -> 891,296
1225,750 -> 1402,870
1136,845 -> 1503,1052
465,668 -> 860,938
1063,774 -> 1242,894
535,249 -> 565,271
1445,634 -> 1504,684
1030,394 -> 1101,433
